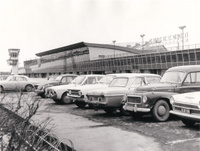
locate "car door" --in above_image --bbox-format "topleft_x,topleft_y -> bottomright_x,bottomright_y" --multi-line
16,77 -> 27,90
6,76 -> 17,90
179,71 -> 200,93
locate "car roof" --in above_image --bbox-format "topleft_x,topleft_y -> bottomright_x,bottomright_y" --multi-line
79,74 -> 105,77
167,65 -> 200,73
108,73 -> 160,78
59,74 -> 77,77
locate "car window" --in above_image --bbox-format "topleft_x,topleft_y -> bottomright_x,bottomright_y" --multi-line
183,72 -> 200,85
146,77 -> 161,84
85,77 -> 96,84
8,76 -> 15,81
16,77 -> 27,81
109,77 -> 128,87
130,78 -> 145,87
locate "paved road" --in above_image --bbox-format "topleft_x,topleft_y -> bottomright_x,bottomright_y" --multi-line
33,99 -> 163,151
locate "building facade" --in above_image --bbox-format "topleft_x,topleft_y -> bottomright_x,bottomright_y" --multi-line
19,41 -> 200,77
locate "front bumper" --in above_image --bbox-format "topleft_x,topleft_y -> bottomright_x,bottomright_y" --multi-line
170,110 -> 200,121
68,94 -> 86,102
124,103 -> 150,112
88,101 -> 107,108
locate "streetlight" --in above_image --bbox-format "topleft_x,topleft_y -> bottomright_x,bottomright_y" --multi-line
140,34 -> 145,50
112,40 -> 116,58
179,26 -> 186,50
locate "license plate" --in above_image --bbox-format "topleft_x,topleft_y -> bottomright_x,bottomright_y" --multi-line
181,108 -> 190,114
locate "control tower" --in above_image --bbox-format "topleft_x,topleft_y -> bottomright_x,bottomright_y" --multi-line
7,49 -> 20,75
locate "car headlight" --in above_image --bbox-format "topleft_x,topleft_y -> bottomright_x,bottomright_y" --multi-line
142,95 -> 148,103
78,91 -> 82,96
170,96 -> 175,105
68,90 -> 72,95
122,95 -> 128,103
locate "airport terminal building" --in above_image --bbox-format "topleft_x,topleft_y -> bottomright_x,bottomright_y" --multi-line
19,41 -> 200,78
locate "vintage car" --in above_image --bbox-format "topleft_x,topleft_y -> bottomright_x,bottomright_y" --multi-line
87,73 -> 161,115
68,74 -> 130,108
0,75 -> 38,92
45,74 -> 105,104
124,65 -> 200,122
34,74 -> 77,98
170,91 -> 200,127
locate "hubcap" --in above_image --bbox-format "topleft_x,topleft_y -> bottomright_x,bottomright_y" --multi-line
157,105 -> 166,116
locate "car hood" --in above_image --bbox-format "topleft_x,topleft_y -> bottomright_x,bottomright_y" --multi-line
87,86 -> 129,96
37,81 -> 60,88
135,82 -> 177,92
49,83 -> 80,91
69,84 -> 109,92
173,91 -> 200,105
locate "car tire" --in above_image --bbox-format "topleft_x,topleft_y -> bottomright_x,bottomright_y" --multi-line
120,105 -> 130,116
25,85 -> 33,92
0,86 -> 4,93
75,101 -> 87,108
152,100 -> 170,122
61,92 -> 72,104
181,119 -> 196,127
103,108 -> 117,114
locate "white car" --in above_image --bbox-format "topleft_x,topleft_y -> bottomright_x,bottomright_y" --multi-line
170,91 -> 200,127
45,74 -> 105,104
68,74 -> 128,108
0,75 -> 38,92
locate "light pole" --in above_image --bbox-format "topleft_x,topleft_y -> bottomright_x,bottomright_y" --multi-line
112,40 -> 116,58
179,26 -> 186,50
140,34 -> 145,50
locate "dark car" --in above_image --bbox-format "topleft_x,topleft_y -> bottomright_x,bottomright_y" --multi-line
124,65 -> 200,122
35,74 -> 77,98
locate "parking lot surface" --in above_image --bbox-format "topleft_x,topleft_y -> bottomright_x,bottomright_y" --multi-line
1,92 -> 199,151
33,98 -> 200,151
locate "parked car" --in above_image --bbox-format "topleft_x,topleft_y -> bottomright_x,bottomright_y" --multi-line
68,74 -> 129,108
124,65 -> 200,122
35,74 -> 77,98
87,73 -> 161,115
0,75 -> 38,92
170,91 -> 200,127
45,74 -> 105,104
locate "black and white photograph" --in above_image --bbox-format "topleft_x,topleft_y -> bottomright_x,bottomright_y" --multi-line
0,0 -> 200,150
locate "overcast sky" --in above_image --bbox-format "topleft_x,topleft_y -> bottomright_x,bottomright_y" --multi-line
0,0 -> 200,72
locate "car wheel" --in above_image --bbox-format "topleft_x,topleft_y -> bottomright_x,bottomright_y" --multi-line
152,100 -> 170,122
0,86 -> 4,93
75,101 -> 87,108
25,85 -> 33,92
120,104 -> 130,116
103,108 -> 117,114
61,92 -> 72,104
181,119 -> 196,127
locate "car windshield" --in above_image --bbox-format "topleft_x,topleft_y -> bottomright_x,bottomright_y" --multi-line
98,75 -> 115,84
160,71 -> 186,83
146,77 -> 161,84
109,77 -> 128,87
71,76 -> 86,85
55,75 -> 62,81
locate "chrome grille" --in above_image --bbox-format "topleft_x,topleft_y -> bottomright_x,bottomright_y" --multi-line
127,96 -> 141,104
71,90 -> 80,96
